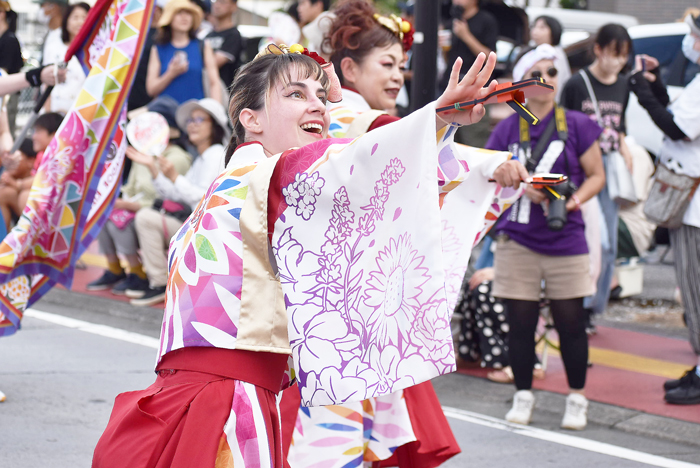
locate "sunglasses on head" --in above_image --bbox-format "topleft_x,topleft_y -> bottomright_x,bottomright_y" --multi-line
529,67 -> 558,79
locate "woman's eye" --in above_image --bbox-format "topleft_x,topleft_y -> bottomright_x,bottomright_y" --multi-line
318,95 -> 327,105
382,63 -> 393,69
289,91 -> 303,99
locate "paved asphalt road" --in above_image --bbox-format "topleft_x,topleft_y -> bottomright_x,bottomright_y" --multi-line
1,290 -> 699,468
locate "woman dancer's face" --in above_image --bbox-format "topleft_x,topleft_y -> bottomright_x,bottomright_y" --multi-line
252,70 -> 330,154
346,43 -> 405,111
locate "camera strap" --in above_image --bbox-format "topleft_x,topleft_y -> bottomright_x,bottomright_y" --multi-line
520,105 -> 568,174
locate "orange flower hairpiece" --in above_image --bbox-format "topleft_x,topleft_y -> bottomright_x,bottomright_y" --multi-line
373,14 -> 414,52
254,43 -> 343,103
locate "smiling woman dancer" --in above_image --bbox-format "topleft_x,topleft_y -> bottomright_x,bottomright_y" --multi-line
281,2 -> 460,467
92,38 -> 527,467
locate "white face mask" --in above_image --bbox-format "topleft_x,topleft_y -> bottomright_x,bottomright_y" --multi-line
682,34 -> 700,64
36,8 -> 49,25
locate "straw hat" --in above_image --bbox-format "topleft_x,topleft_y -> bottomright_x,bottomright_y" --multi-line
158,0 -> 203,31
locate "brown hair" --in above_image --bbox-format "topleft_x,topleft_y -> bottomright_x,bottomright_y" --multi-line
225,52 -> 329,165
325,0 -> 401,86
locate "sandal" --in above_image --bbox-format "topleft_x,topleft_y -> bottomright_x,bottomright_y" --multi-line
487,366 -> 514,384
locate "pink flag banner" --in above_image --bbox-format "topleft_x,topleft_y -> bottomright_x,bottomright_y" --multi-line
0,0 -> 155,336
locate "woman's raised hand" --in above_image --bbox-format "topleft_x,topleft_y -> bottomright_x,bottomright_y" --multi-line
435,52 -> 499,128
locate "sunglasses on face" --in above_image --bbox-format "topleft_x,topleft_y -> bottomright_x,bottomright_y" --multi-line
529,67 -> 558,79
187,116 -> 210,126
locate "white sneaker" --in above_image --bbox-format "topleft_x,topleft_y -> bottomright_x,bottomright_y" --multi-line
561,393 -> 588,430
0,389 -> 6,402
506,390 -> 535,425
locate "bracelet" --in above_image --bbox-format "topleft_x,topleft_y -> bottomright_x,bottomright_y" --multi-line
25,66 -> 45,87
435,112 -> 464,128
571,193 -> 581,211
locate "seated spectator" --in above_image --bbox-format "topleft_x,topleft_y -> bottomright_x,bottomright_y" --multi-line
0,112 -> 63,231
87,97 -> 193,297
455,235 -> 545,383
0,139 -> 36,230
146,0 -> 222,104
42,2 -> 90,114
125,98 -> 227,306
204,0 -> 243,87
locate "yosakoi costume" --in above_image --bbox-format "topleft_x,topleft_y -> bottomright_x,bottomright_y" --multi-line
281,87 -> 460,468
93,68 -> 521,468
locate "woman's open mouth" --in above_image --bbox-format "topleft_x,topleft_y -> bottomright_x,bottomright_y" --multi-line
300,122 -> 324,135
385,88 -> 400,98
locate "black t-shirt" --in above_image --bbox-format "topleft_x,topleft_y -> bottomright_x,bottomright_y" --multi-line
440,9 -> 498,91
205,27 -> 244,87
0,30 -> 23,74
127,28 -> 156,111
561,68 -> 629,154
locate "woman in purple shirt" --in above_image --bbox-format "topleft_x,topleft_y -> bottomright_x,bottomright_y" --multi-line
487,45 -> 605,430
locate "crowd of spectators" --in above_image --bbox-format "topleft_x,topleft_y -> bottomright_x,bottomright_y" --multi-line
0,0 -> 698,416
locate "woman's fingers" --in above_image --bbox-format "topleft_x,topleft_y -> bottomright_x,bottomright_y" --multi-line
448,57 -> 463,91
459,52 -> 486,89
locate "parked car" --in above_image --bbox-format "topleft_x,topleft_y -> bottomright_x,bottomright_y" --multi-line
626,22 -> 700,157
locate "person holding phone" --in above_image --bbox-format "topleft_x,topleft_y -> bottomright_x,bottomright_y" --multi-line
628,13 -> 700,405
146,0 -> 222,104
489,45 -> 606,430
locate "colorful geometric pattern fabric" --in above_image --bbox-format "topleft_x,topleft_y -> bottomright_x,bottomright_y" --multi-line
287,391 -> 415,467
218,381 -> 278,468
159,154 -> 259,360
0,0 -> 154,337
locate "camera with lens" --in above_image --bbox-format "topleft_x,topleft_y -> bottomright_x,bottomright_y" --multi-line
543,180 -> 577,231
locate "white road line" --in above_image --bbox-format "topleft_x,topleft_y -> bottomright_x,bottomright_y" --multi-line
24,308 -> 700,468
443,406 -> 700,468
24,308 -> 159,349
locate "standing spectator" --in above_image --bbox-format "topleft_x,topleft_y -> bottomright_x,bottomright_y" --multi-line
561,24 -> 634,328
125,98 -> 227,306
87,97 -> 192,297
0,1 -> 23,135
205,0 -> 244,87
146,0 -> 222,105
530,15 -> 571,103
42,2 -> 90,114
491,45 -> 605,430
628,13 -> 700,405
38,0 -> 67,64
439,0 -> 498,147
298,0 -> 334,58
